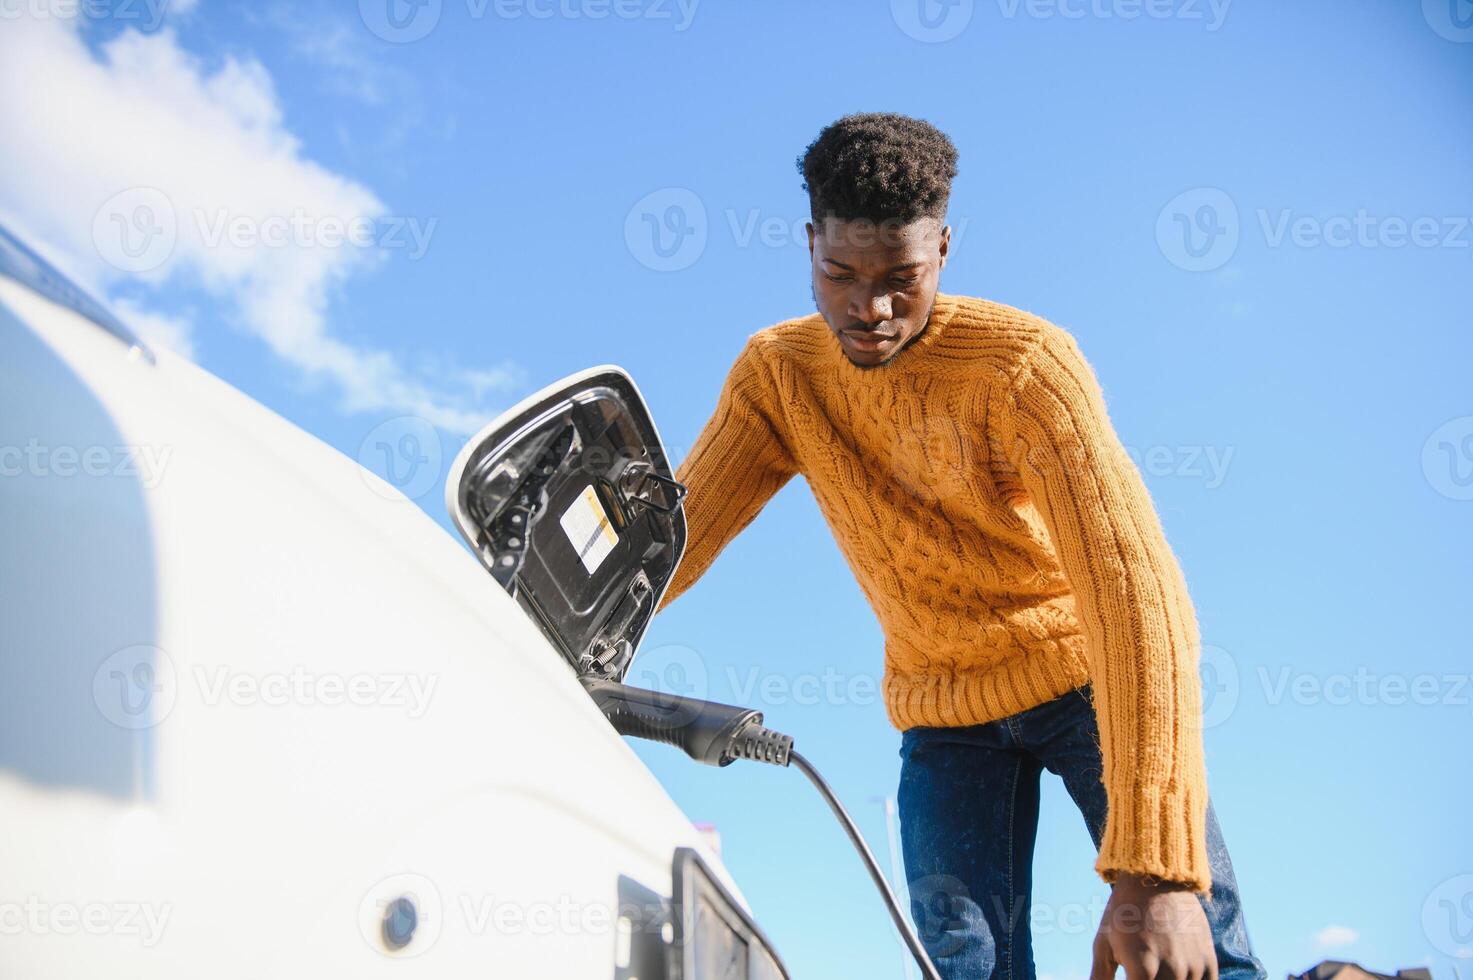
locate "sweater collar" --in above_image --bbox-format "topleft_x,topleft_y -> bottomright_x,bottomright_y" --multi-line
823,291 -> 961,379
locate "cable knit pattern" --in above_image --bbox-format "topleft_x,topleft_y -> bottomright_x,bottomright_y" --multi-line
656,292 -> 1211,894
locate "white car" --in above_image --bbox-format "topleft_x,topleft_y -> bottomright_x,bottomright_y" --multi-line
0,223 -> 788,979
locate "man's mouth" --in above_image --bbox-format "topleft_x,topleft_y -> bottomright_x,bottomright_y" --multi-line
840,329 -> 895,353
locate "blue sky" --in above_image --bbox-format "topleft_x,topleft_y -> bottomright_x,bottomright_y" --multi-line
2,1 -> 1470,977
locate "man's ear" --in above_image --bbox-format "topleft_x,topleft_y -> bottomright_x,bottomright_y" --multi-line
805,221 -> 815,259
938,223 -> 951,268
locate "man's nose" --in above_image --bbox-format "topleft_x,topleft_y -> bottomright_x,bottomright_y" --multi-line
848,290 -> 893,326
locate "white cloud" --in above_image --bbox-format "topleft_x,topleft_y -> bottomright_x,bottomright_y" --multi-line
247,4 -> 431,162
1314,925 -> 1360,950
269,11 -> 395,106
111,296 -> 196,359
0,11 -> 518,434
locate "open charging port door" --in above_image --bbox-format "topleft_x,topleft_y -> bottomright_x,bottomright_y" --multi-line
446,365 -> 687,682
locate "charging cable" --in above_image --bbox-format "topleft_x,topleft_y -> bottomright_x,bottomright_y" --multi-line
581,678 -> 944,980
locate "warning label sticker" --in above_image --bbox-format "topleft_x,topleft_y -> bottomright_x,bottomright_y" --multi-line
559,484 -> 619,574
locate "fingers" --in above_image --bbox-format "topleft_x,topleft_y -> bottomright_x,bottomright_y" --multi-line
1121,949 -> 1158,980
1122,951 -> 1211,980
1093,934 -> 1162,980
1157,957 -> 1190,980
1090,932 -> 1118,980
1152,952 -> 1217,980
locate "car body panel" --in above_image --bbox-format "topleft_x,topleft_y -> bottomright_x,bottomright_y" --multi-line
0,248 -> 747,976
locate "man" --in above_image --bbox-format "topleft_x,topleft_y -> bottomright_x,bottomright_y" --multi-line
654,112 -> 1267,980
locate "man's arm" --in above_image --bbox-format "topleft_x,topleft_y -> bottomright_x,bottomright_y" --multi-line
1002,321 -> 1212,895
657,335 -> 799,613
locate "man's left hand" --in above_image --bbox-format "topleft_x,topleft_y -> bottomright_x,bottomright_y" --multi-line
1089,872 -> 1217,980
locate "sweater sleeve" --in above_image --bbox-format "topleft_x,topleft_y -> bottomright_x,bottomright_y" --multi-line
1003,321 -> 1212,895
656,335 -> 799,612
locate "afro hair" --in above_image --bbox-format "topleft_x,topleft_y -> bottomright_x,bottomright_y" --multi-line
797,112 -> 959,224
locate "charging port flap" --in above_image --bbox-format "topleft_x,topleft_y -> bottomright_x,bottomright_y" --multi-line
446,365 -> 687,682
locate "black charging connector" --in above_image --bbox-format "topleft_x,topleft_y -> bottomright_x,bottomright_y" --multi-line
580,678 -> 792,768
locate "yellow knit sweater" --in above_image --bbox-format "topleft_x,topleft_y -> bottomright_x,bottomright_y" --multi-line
655,292 -> 1211,894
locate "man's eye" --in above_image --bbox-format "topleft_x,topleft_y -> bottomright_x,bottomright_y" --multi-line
825,273 -> 853,283
891,277 -> 919,288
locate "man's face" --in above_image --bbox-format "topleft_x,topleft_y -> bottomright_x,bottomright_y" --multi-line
807,215 -> 950,368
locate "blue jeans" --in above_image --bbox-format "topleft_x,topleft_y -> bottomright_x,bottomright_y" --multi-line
896,683 -> 1266,980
